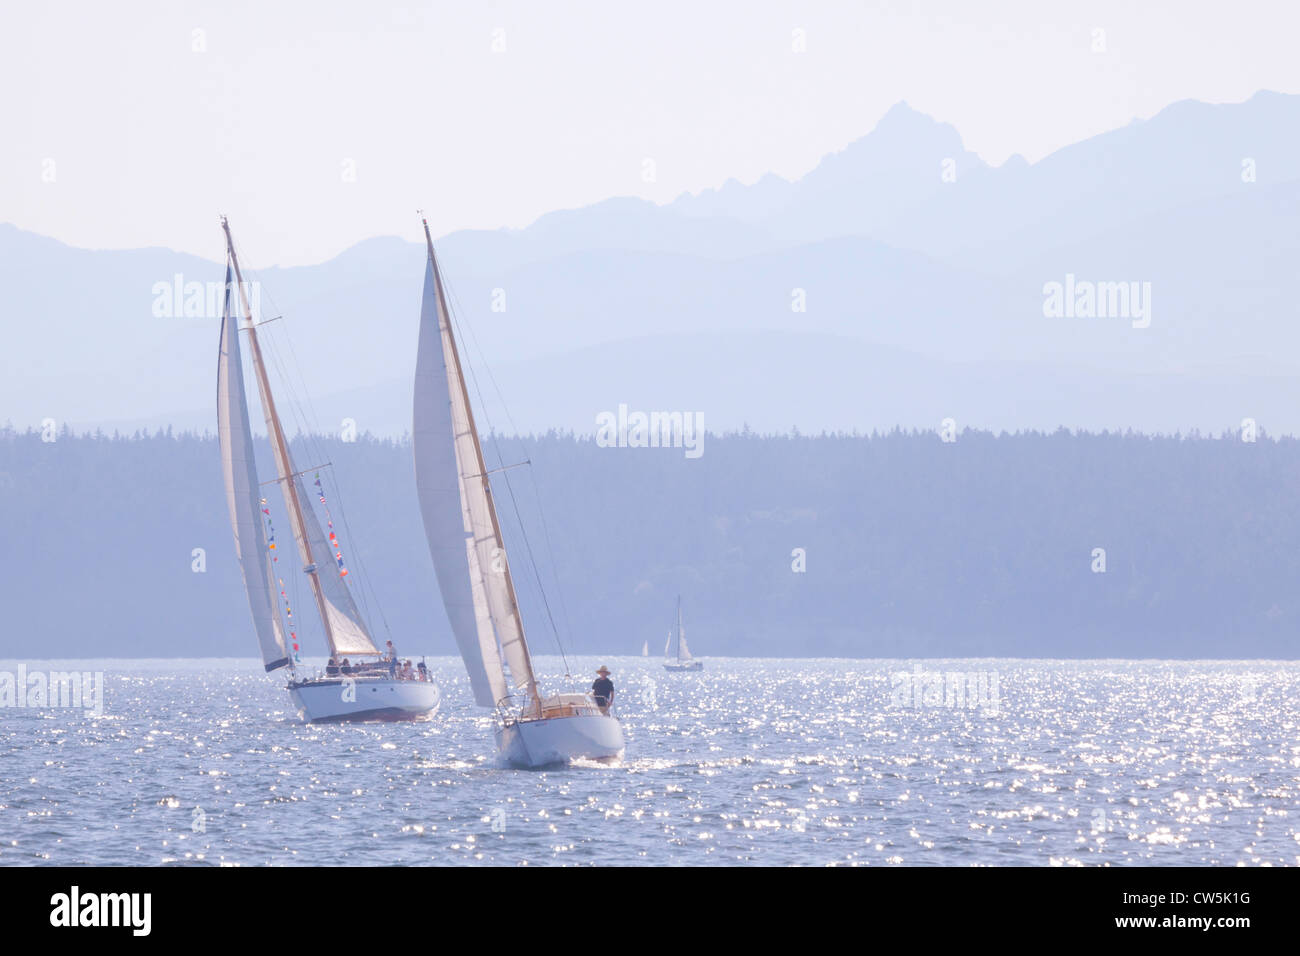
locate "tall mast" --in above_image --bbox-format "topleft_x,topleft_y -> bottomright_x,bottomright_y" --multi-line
220,217 -> 337,653
421,217 -> 539,704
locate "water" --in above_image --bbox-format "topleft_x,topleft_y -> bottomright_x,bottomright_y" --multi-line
2,657 -> 1298,866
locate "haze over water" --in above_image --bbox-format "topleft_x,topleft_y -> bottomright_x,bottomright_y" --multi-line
2,657 -> 1297,866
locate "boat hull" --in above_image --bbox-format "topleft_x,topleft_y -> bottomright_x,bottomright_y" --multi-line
495,712 -> 625,767
288,677 -> 440,722
663,661 -> 704,672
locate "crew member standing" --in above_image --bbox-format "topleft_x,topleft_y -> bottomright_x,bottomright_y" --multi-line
592,665 -> 615,714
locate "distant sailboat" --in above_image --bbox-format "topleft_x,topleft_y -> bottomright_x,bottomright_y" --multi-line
217,218 -> 438,721
663,596 -> 704,672
412,215 -> 624,767
642,640 -> 649,657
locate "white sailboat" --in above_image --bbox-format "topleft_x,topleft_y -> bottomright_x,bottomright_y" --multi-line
412,216 -> 624,767
663,595 -> 704,672
217,218 -> 438,722
641,640 -> 649,657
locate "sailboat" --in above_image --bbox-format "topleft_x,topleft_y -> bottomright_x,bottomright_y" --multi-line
641,640 -> 649,657
411,215 -> 624,767
663,596 -> 704,672
217,218 -> 438,722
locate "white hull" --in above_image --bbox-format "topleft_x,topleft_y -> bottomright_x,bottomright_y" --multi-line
288,677 -> 439,722
664,660 -> 703,671
496,712 -> 625,767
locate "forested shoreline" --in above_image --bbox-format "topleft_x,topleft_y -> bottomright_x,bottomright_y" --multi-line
2,425 -> 1297,659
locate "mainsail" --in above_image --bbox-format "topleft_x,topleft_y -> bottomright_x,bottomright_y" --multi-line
217,261 -> 290,672
221,218 -> 378,662
675,597 -> 683,661
413,218 -> 537,708
670,597 -> 693,662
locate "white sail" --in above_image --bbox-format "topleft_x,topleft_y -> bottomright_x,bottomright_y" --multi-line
249,335 -> 377,661
413,227 -> 536,706
664,631 -> 672,657
679,635 -> 693,661
217,262 -> 290,672
295,475 -> 378,656
223,218 -> 377,662
675,597 -> 683,660
468,537 -> 509,703
642,640 -> 648,657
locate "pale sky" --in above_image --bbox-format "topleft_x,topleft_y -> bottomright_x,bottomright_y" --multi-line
2,0 -> 1297,266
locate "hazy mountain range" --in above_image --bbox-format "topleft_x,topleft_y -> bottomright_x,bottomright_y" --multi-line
5,91 -> 1300,438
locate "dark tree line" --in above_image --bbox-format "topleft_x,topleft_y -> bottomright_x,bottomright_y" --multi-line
1,425 -> 1297,659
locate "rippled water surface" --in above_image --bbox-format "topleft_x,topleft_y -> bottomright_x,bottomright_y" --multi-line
2,657 -> 1298,866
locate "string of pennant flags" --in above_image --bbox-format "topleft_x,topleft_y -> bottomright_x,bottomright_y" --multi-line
258,478 -> 352,665
261,497 -> 301,664
314,473 -> 350,578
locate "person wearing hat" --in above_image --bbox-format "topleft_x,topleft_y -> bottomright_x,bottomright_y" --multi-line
592,665 -> 615,714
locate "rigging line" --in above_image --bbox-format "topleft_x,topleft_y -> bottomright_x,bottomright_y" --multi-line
277,320 -> 332,448
262,325 -> 323,468
441,272 -> 572,677
227,235 -> 384,640
226,236 -> 330,458
258,461 -> 333,486
443,278 -> 579,681
237,262 -> 374,628
441,281 -> 554,632
517,462 -> 577,677
285,382 -> 387,640
323,455 -> 394,641
314,467 -> 383,644
258,405 -> 326,655
261,492 -> 306,661
277,393 -> 385,640
261,313 -> 384,638
441,281 -> 572,602
239,287 -> 320,451
466,460 -> 530,479
224,265 -> 296,665
496,448 -> 568,674
224,239 -> 319,653
224,236 -> 310,442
